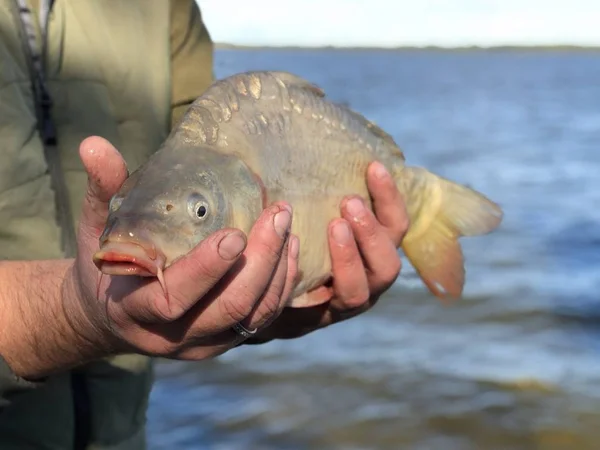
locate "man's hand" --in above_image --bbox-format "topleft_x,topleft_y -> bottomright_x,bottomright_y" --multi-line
0,136 -> 298,380
245,161 -> 409,343
68,136 -> 300,361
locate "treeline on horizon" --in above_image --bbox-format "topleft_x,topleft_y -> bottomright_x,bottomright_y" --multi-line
215,42 -> 600,52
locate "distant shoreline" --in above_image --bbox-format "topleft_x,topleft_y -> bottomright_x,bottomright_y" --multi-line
215,43 -> 600,52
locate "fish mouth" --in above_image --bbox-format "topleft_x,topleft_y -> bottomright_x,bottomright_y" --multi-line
93,240 -> 166,277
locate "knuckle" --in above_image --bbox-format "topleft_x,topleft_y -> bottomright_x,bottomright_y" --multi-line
255,204 -> 279,224
256,290 -> 282,322
151,304 -> 177,323
130,292 -> 176,323
183,253 -> 224,286
78,221 -> 100,244
369,256 -> 402,293
356,214 -> 380,243
355,221 -> 382,252
146,288 -> 189,322
331,235 -> 360,268
254,240 -> 284,264
160,297 -> 188,322
219,295 -> 253,323
253,270 -> 289,325
343,288 -> 370,310
160,342 -> 181,358
395,214 -> 410,238
337,250 -> 359,272
265,276 -> 287,313
252,204 -> 285,235
380,257 -> 402,284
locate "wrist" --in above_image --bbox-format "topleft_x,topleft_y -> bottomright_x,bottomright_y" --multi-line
60,263 -> 124,363
0,260 -> 116,379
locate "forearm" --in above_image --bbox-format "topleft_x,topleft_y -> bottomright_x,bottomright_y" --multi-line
0,259 -> 108,379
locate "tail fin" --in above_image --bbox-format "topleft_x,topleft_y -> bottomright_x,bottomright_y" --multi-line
396,166 -> 503,301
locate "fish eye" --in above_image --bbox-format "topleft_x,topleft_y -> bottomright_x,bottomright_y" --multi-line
187,194 -> 210,221
196,204 -> 208,218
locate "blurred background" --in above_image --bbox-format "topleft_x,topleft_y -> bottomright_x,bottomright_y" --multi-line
148,1 -> 600,448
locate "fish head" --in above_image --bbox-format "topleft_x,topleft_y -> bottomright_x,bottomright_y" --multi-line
93,146 -> 264,277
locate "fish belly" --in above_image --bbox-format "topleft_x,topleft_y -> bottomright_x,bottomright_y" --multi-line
264,152 -> 384,307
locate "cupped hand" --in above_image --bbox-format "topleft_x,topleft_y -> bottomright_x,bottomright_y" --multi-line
66,136 -> 298,361
244,161 -> 409,343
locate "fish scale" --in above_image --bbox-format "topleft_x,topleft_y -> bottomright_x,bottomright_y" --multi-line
194,72 -> 396,197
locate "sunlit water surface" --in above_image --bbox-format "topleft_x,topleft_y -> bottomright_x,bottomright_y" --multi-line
147,49 -> 600,450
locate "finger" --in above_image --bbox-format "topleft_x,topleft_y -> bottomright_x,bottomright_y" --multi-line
366,161 -> 409,246
133,228 -> 247,322
245,233 -> 300,331
341,196 -> 402,293
280,235 -> 300,310
188,202 -> 292,331
241,230 -> 291,331
326,218 -> 370,311
78,136 -> 129,237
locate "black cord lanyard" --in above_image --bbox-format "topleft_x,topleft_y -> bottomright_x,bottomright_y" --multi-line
10,0 -> 77,258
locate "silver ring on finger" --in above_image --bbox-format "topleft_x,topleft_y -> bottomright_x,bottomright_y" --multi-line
232,322 -> 258,339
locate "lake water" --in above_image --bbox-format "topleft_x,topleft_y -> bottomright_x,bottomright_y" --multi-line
147,48 -> 600,449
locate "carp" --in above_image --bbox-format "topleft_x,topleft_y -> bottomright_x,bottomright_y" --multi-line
93,71 -> 503,307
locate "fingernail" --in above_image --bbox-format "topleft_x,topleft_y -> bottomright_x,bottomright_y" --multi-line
280,202 -> 293,214
218,231 -> 246,260
332,221 -> 351,245
373,161 -> 391,180
274,207 -> 292,237
345,197 -> 365,220
290,235 -> 300,259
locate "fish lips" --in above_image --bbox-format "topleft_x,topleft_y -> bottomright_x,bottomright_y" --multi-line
93,240 -> 166,277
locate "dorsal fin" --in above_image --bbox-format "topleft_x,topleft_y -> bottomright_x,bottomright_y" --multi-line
225,70 -> 403,158
268,71 -> 326,98
269,70 -> 402,155
340,105 -> 399,149
268,71 -> 396,145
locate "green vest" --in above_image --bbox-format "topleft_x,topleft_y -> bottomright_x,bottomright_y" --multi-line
0,0 -> 214,448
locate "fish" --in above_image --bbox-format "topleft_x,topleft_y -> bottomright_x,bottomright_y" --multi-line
93,70 -> 504,307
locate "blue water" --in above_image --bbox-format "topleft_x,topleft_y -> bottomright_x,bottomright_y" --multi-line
147,49 -> 600,449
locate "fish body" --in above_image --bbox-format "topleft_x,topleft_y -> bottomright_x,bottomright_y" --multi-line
94,71 -> 503,307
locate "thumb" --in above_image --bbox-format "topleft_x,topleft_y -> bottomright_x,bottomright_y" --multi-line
78,136 -> 129,237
